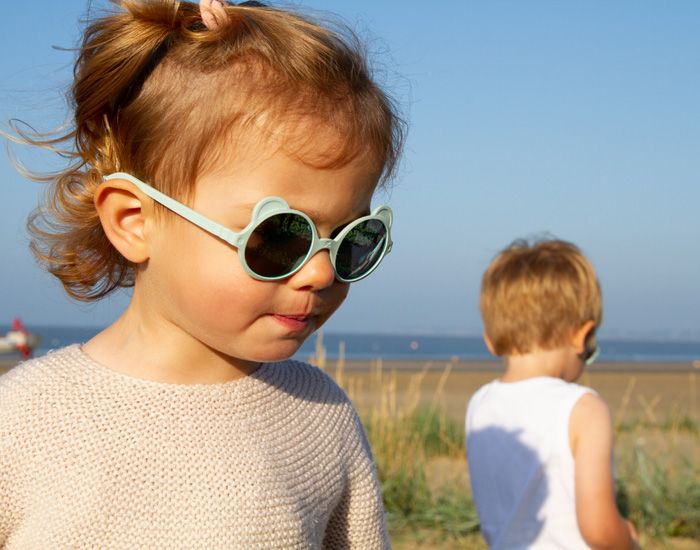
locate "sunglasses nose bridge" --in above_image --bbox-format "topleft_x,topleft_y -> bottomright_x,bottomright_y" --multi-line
302,238 -> 337,273
287,238 -> 337,288
317,238 -> 333,251
309,238 -> 335,261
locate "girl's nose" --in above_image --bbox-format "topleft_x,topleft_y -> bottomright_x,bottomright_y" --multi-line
289,250 -> 336,290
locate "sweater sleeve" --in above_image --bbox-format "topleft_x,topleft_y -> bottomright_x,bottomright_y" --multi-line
321,405 -> 391,550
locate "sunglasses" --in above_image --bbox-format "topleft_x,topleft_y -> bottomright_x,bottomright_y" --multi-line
582,328 -> 600,366
103,172 -> 393,283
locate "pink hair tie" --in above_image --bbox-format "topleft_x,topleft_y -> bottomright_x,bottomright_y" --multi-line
200,0 -> 229,31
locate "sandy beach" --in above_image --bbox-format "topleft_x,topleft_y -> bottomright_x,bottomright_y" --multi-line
325,359 -> 700,425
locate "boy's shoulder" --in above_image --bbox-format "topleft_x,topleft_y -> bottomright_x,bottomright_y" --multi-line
475,376 -> 595,396
472,376 -> 593,400
570,390 -> 612,436
468,376 -> 598,426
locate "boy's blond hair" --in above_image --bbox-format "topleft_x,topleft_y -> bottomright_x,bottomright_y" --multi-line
12,0 -> 405,301
480,239 -> 602,356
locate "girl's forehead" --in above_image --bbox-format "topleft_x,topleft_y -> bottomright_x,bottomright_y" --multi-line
222,111 -> 381,174
193,139 -> 379,226
203,122 -> 382,188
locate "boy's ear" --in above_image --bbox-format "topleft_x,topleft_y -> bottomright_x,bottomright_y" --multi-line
483,331 -> 499,357
94,178 -> 152,264
571,320 -> 596,355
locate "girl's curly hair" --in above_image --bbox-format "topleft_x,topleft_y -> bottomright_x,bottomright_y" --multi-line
14,0 -> 405,301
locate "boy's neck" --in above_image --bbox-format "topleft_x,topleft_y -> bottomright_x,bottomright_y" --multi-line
500,346 -> 583,384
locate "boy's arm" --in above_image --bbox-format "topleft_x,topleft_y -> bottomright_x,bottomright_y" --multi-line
570,393 -> 642,550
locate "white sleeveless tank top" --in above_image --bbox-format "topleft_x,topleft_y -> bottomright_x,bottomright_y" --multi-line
465,377 -> 596,549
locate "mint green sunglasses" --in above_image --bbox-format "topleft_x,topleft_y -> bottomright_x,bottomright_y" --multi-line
104,172 -> 393,283
582,328 -> 601,366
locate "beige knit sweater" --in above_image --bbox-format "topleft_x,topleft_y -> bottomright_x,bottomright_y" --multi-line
0,345 -> 390,549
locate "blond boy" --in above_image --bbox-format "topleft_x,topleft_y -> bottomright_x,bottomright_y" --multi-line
465,239 -> 641,549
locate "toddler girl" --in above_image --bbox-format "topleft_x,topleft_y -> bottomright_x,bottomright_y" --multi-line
0,1 -> 404,548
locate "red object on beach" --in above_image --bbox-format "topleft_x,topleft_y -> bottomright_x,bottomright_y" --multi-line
10,317 -> 31,357
12,317 -> 26,333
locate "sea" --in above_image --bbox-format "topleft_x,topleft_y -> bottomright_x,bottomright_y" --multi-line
9,325 -> 700,364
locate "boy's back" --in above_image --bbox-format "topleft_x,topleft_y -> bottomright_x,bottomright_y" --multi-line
467,239 -> 640,550
466,376 -> 596,549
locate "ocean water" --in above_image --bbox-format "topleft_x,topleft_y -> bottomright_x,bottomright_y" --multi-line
7,325 -> 700,363
295,332 -> 700,363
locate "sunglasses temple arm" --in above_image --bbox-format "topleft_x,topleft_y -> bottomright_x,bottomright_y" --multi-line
372,205 -> 393,254
103,172 -> 243,247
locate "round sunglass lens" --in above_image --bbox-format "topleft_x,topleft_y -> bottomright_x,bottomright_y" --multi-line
245,214 -> 313,278
335,219 -> 387,281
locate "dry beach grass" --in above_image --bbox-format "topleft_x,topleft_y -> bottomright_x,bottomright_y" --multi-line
307,341 -> 700,549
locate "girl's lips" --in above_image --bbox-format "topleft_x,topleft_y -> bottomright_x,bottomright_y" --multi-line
272,314 -> 312,332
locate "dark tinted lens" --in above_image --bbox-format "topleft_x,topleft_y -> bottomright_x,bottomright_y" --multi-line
335,219 -> 387,281
245,214 -> 313,277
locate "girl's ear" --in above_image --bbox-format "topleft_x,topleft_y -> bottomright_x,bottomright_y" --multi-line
94,178 -> 151,263
483,331 -> 499,357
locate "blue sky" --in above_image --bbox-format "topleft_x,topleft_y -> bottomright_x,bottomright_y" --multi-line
1,1 -> 699,339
